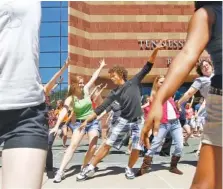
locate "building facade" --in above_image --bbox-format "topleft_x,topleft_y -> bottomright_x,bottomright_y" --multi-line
68,1 -> 209,97
39,1 -> 68,100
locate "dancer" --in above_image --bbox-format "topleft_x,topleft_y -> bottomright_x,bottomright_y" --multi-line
140,2 -> 222,189
0,1 -> 47,188
50,59 -> 106,183
44,59 -> 70,178
76,42 -> 165,181
137,75 -> 183,176
183,96 -> 196,146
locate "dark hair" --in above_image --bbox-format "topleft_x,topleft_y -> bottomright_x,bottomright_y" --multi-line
195,1 -> 222,11
108,65 -> 128,81
142,95 -> 149,105
196,59 -> 213,76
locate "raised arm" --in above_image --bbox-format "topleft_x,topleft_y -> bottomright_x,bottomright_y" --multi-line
92,83 -> 107,102
154,8 -> 214,104
44,58 -> 70,96
84,59 -> 106,95
133,41 -> 165,83
141,7 -> 215,142
190,95 -> 195,108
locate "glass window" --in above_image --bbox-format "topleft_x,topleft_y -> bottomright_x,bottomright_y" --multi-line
42,8 -> 60,22
61,52 -> 68,65
40,37 -> 60,52
61,22 -> 68,36
40,23 -> 60,37
61,69 -> 68,83
61,8 -> 68,21
39,53 -> 60,67
40,68 -> 61,84
41,1 -> 60,8
61,1 -> 68,7
61,37 -> 68,51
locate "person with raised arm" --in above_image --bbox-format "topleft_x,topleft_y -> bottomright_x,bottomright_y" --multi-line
50,59 -> 106,183
76,42 -> 165,181
140,2 -> 222,189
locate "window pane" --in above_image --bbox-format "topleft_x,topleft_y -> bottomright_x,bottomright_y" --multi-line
39,53 -> 60,67
41,1 -> 61,8
40,37 -> 60,52
61,37 -> 68,51
61,8 -> 68,21
42,8 -> 60,22
40,23 -> 60,37
61,52 -> 68,65
40,68 -> 61,84
61,1 -> 68,7
61,69 -> 68,83
61,22 -> 68,36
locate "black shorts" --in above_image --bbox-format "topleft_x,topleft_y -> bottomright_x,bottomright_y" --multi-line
0,103 -> 49,150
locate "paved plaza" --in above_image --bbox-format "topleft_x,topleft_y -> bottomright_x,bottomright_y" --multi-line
0,137 -> 199,189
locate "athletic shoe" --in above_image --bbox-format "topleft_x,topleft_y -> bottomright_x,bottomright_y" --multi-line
125,167 -> 135,179
76,166 -> 95,181
53,170 -> 65,183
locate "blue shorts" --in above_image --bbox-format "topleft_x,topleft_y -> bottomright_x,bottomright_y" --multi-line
68,119 -> 101,136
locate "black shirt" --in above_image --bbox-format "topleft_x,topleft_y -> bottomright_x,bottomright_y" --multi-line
106,101 -> 121,122
95,62 -> 153,120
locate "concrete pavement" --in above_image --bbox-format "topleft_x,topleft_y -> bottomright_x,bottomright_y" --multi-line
0,138 -> 200,189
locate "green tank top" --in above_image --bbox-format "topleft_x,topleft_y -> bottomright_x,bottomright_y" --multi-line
73,95 -> 93,120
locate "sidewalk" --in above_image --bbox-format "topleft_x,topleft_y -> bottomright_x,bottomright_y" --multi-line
0,138 -> 199,189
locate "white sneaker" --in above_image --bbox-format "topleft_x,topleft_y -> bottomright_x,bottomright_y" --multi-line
76,166 -> 95,182
125,167 -> 135,179
53,170 -> 65,183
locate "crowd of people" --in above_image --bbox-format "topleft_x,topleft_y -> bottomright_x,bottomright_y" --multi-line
0,1 -> 222,189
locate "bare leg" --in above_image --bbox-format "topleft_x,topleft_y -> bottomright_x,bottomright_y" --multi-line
62,126 -> 68,148
2,148 -> 46,189
191,144 -> 222,189
82,130 -> 99,168
183,124 -> 191,143
128,149 -> 140,168
58,129 -> 85,172
91,143 -> 111,167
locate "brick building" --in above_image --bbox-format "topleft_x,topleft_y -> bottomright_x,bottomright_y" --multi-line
67,1 -> 209,137
68,1 -> 209,97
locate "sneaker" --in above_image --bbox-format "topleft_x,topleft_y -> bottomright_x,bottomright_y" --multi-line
76,166 -> 95,182
53,170 -> 65,183
125,167 -> 135,179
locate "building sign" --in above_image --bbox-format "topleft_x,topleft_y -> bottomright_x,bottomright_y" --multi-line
138,39 -> 186,50
138,39 -> 210,67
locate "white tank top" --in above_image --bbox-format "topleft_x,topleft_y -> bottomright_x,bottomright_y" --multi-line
0,0 -> 45,110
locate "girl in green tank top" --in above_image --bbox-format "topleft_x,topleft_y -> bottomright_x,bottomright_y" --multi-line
50,59 -> 106,183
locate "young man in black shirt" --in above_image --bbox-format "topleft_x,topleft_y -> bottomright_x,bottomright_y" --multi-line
77,42 -> 165,181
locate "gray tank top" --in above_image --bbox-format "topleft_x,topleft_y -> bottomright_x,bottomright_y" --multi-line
205,5 -> 222,88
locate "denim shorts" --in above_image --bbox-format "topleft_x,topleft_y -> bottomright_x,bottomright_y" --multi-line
0,103 -> 48,150
185,118 -> 196,129
68,119 -> 101,136
106,116 -> 144,150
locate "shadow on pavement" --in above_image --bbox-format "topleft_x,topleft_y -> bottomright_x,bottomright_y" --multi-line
64,164 -> 82,178
88,166 -> 124,179
179,160 -> 197,167
108,150 -> 126,155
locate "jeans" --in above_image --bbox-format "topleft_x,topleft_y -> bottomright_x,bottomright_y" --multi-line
146,119 -> 183,157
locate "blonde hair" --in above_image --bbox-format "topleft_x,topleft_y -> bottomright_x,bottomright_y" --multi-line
150,75 -> 165,99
